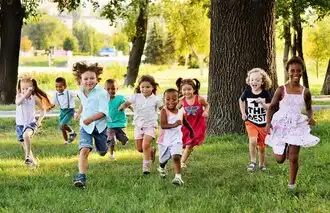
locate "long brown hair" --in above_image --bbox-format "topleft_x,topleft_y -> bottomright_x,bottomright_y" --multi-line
17,77 -> 52,110
176,78 -> 201,95
135,75 -> 159,94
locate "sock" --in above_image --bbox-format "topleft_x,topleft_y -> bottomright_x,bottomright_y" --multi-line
175,173 -> 182,179
143,160 -> 150,165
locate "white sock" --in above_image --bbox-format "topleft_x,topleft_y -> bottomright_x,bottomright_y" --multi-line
175,173 -> 182,179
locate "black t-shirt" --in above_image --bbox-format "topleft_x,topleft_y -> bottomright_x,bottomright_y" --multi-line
240,88 -> 272,127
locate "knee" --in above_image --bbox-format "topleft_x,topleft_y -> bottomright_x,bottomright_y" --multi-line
60,125 -> 66,131
142,142 -> 151,150
80,148 -> 90,158
172,155 -> 181,162
258,146 -> 265,153
249,138 -> 257,145
23,132 -> 30,141
289,154 -> 299,164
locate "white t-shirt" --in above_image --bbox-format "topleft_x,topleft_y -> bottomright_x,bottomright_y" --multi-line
52,90 -> 76,109
16,94 -> 36,125
129,93 -> 163,127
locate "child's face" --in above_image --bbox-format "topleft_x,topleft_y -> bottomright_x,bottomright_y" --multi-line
55,82 -> 66,93
105,83 -> 117,98
20,82 -> 33,97
182,84 -> 194,98
249,72 -> 263,90
164,92 -> 179,110
288,63 -> 302,83
140,81 -> 154,97
81,71 -> 98,90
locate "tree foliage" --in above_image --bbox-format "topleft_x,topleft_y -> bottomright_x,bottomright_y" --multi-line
144,23 -> 165,65
20,36 -> 33,52
110,31 -> 130,55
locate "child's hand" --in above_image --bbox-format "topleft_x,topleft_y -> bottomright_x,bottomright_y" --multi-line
241,113 -> 247,121
307,117 -> 316,126
118,106 -> 124,111
175,120 -> 182,127
202,111 -> 208,117
83,117 -> 93,125
265,123 -> 272,134
255,97 -> 264,104
189,130 -> 195,139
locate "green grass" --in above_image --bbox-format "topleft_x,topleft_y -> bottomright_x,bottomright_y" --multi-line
0,110 -> 330,212
19,56 -> 68,67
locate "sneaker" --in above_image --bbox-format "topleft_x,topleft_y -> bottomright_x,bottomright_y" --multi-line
151,148 -> 156,163
181,162 -> 187,169
109,155 -> 116,160
172,176 -> 184,186
24,157 -> 37,167
157,166 -> 168,178
73,173 -> 86,188
247,162 -> 257,172
260,166 -> 267,171
288,184 -> 296,190
143,162 -> 151,175
68,132 -> 77,143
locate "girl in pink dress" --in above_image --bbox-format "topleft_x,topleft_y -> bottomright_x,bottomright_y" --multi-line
176,78 -> 210,168
266,57 -> 319,190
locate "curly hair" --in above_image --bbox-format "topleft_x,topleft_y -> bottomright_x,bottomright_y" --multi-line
245,68 -> 272,90
72,61 -> 103,85
135,75 -> 159,94
285,56 -> 305,73
175,78 -> 201,95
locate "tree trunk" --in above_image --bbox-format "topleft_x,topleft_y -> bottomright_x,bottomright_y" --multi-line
208,0 -> 277,135
124,0 -> 149,87
292,8 -> 309,88
283,22 -> 291,82
0,0 -> 24,104
321,59 -> 330,95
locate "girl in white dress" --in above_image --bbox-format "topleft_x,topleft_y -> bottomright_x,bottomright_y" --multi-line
265,57 -> 319,190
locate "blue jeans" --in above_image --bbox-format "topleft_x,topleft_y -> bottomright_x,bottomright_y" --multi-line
16,122 -> 37,142
79,127 -> 108,155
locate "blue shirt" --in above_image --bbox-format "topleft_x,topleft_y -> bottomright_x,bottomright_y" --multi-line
108,95 -> 127,128
77,84 -> 109,134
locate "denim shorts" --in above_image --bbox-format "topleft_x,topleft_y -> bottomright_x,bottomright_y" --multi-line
16,122 -> 37,142
79,127 -> 108,155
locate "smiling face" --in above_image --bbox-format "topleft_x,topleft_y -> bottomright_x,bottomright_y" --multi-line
55,82 -> 66,93
139,81 -> 154,97
288,63 -> 302,84
81,71 -> 97,91
249,72 -> 263,91
105,82 -> 117,99
164,91 -> 179,111
181,84 -> 195,99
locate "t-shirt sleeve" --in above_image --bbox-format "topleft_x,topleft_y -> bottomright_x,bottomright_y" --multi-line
240,90 -> 247,101
264,91 -> 272,103
156,96 -> 164,108
120,95 -> 126,104
52,92 -> 59,105
70,91 -> 77,99
128,94 -> 136,104
98,90 -> 109,117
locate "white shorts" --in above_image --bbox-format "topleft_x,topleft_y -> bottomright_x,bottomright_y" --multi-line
134,126 -> 156,140
158,142 -> 183,164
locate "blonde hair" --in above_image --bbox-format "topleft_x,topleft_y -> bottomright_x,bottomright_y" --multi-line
245,68 -> 272,90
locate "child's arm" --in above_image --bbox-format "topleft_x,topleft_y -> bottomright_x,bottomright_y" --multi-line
83,93 -> 109,125
128,105 -> 134,112
304,88 -> 316,126
199,96 -> 210,117
15,88 -> 33,105
83,112 -> 106,125
238,98 -> 247,120
74,105 -> 83,120
183,115 -> 194,138
35,97 -> 46,127
266,86 -> 283,133
176,98 -> 183,109
160,108 -> 181,129
118,101 -> 132,111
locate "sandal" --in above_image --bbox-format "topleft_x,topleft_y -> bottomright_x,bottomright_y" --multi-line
247,162 -> 257,172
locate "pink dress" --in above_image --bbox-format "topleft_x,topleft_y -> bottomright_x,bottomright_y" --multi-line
182,95 -> 206,146
265,86 -> 319,155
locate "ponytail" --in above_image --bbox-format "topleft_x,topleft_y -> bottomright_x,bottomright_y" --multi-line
192,78 -> 201,95
32,79 -> 52,111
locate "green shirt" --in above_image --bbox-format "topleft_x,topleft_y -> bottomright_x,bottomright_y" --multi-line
108,95 -> 127,128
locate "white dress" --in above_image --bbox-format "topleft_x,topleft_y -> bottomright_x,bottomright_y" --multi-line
265,86 -> 320,155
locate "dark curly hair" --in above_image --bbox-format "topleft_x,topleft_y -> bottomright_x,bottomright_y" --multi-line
72,61 -> 103,85
175,78 -> 201,95
135,75 -> 159,94
285,56 -> 305,73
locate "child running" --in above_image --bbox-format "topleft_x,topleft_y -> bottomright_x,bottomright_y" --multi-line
119,75 -> 163,174
104,79 -> 130,160
15,77 -> 52,167
72,62 -> 109,188
239,68 -> 272,171
176,78 -> 209,168
266,57 -> 320,190
51,77 -> 77,144
157,88 -> 194,185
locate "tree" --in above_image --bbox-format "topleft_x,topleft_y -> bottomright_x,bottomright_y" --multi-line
163,33 -> 176,64
321,60 -> 330,95
21,36 -> 33,52
144,23 -> 165,65
110,31 -> 130,55
63,36 -> 79,51
0,0 -> 25,104
208,0 -> 277,134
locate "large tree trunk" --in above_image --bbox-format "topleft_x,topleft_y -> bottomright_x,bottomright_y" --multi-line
283,22 -> 291,82
292,8 -> 309,88
208,0 -> 277,135
0,0 -> 24,104
321,59 -> 330,95
124,0 -> 148,87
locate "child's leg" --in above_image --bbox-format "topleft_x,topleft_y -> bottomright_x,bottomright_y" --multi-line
61,124 -> 69,142
107,128 -> 116,157
78,147 -> 91,174
173,154 -> 181,175
135,139 -> 143,153
248,137 -> 257,163
288,145 -> 300,185
22,129 -> 34,159
258,146 -> 266,167
142,134 -> 154,161
181,145 -> 193,164
274,143 -> 288,164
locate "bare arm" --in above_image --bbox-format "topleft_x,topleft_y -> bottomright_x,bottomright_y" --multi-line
176,99 -> 183,109
304,88 -> 315,125
74,105 -> 83,120
199,96 -> 210,114
266,86 -> 283,125
160,108 -> 181,129
119,101 -> 132,111
35,97 -> 46,126
239,98 -> 246,117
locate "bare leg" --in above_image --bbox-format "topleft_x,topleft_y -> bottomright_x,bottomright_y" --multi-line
61,125 -> 69,141
142,134 -> 154,161
181,145 -> 193,164
23,129 -> 34,159
135,139 -> 143,153
258,146 -> 266,167
78,148 -> 90,174
173,154 -> 181,174
288,145 -> 300,185
249,137 -> 257,163
110,145 -> 115,156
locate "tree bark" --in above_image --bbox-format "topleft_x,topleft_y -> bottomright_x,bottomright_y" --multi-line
124,0 -> 148,87
292,8 -> 309,88
0,0 -> 24,104
321,59 -> 330,95
283,22 -> 291,82
208,0 -> 277,135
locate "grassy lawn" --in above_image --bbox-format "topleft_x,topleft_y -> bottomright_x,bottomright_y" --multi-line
0,110 -> 329,212
19,56 -> 68,67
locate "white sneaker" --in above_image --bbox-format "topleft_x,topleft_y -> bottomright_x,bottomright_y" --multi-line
181,162 -> 187,169
172,176 -> 184,186
157,166 -> 168,178
109,155 -> 116,160
143,162 -> 151,174
288,184 -> 296,190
